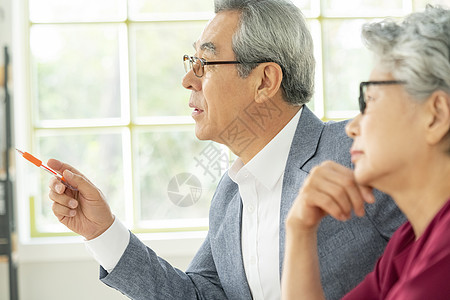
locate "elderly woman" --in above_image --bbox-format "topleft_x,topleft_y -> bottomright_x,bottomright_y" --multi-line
282,5 -> 450,300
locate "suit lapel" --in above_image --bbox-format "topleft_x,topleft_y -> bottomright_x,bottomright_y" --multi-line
214,187 -> 252,298
278,106 -> 325,277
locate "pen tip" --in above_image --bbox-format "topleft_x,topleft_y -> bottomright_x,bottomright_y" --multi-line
16,148 -> 24,155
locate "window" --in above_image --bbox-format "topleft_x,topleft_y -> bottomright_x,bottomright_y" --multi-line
16,0 -> 446,237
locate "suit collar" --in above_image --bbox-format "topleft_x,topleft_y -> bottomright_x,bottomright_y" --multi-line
278,105 -> 325,277
286,105 -> 325,170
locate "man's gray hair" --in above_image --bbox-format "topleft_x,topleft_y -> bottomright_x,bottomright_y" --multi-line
362,5 -> 450,101
214,0 -> 315,106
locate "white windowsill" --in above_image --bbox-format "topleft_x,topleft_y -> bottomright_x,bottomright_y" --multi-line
17,230 -> 207,263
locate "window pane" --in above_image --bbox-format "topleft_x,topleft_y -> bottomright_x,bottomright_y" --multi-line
306,98 -> 315,113
130,22 -> 207,119
135,127 -> 227,228
31,24 -> 124,123
293,0 -> 318,18
322,0 -> 407,17
129,0 -> 214,20
33,130 -> 127,233
293,0 -> 312,10
308,19 -> 322,116
29,0 -> 126,23
322,20 -> 373,114
414,0 -> 450,11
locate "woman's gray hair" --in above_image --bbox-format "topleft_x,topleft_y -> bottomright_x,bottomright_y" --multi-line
214,0 -> 315,106
362,5 -> 450,101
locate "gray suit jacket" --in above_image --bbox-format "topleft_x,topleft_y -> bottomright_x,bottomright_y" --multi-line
100,106 -> 405,299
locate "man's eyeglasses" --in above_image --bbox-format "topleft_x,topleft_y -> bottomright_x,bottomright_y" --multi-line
183,55 -> 242,78
183,55 -> 266,78
359,80 -> 406,114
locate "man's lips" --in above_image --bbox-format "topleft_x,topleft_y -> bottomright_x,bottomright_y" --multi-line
189,103 -> 204,117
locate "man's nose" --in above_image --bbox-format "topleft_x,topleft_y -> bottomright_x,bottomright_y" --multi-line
181,69 -> 201,91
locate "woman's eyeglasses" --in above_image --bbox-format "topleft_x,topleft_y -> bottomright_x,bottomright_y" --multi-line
359,80 -> 406,113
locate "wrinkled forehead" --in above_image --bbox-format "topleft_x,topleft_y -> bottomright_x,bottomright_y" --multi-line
193,11 -> 240,58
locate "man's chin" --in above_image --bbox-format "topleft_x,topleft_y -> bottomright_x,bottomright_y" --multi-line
194,127 -> 211,141
194,128 -> 225,145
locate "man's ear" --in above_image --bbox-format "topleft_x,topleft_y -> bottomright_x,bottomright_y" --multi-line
254,62 -> 283,104
425,90 -> 450,146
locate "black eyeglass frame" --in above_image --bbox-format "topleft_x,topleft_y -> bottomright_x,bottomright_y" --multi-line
183,54 -> 267,78
359,80 -> 406,114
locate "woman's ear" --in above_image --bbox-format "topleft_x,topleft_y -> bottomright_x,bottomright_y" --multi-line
425,90 -> 450,146
254,62 -> 283,104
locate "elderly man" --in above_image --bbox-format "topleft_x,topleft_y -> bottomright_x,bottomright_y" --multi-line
48,0 -> 405,299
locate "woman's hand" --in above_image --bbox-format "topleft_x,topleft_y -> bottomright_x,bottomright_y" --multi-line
286,161 -> 375,233
282,161 -> 375,300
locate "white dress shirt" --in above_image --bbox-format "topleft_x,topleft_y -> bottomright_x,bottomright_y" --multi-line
228,108 -> 301,300
85,216 -> 130,273
85,108 -> 302,299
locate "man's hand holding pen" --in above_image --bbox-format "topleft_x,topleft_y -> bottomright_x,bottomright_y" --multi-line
47,159 -> 115,241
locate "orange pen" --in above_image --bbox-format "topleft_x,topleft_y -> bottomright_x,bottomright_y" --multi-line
16,148 -> 78,191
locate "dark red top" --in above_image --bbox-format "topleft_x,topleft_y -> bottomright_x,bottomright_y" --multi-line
343,198 -> 450,300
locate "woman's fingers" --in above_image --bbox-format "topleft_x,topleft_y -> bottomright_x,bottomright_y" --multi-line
301,161 -> 371,222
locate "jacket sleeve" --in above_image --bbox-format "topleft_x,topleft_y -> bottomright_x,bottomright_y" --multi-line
99,231 -> 227,300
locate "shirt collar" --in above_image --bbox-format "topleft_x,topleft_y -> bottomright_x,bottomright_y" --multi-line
229,107 -> 303,190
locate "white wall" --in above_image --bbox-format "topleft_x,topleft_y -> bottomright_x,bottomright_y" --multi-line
0,234 -> 202,300
0,0 -> 12,48
20,256 -> 192,300
0,255 -> 193,300
16,260 -> 130,300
